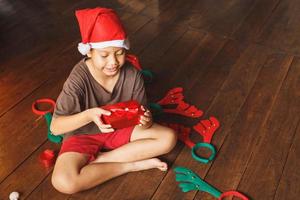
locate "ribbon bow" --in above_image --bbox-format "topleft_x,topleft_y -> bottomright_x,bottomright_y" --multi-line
109,102 -> 140,119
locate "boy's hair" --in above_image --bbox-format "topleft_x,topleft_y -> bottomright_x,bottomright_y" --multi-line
75,7 -> 129,55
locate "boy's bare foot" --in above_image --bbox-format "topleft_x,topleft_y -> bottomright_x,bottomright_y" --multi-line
132,158 -> 168,172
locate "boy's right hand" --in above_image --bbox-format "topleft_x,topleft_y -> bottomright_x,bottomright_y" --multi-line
86,108 -> 114,133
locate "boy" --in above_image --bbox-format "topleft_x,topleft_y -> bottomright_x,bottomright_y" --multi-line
50,7 -> 177,194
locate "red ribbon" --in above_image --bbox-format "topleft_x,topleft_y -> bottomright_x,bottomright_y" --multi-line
157,87 -> 184,105
163,101 -> 203,118
161,123 -> 195,148
109,102 -> 140,119
193,117 -> 220,143
110,108 -> 139,119
218,191 -> 249,200
32,98 -> 56,116
39,149 -> 56,168
101,101 -> 144,129
126,54 -> 142,71
157,87 -> 203,118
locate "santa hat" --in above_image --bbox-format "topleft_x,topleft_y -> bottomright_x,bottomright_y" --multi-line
75,7 -> 130,55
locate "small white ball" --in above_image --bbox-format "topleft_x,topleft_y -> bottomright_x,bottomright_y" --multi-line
9,191 -> 19,200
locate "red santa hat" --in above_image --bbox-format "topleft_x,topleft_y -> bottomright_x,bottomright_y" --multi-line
75,7 -> 130,55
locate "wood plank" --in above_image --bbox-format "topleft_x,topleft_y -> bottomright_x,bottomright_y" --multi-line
195,51 -> 293,199
123,14 -> 152,36
147,0 -> 196,26
25,175 -> 69,200
257,0 -> 300,55
140,0 -> 173,18
152,39 -> 247,200
0,141 -> 59,199
139,24 -> 187,70
236,57 -> 300,199
178,0 -> 255,37
167,32 -> 227,88
144,29 -> 207,100
122,0 -> 153,14
0,44 -> 78,117
274,123 -> 300,200
149,30 -> 206,87
0,49 -> 77,183
52,0 -> 129,18
232,0 -> 280,43
204,0 -> 255,37
166,0 -> 216,29
0,0 -> 118,61
129,20 -> 166,54
123,0 -> 186,51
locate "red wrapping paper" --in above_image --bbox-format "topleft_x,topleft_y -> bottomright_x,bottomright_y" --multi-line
39,149 -> 55,168
101,100 -> 145,129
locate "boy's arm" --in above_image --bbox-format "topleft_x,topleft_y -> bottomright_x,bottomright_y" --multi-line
132,71 -> 147,106
50,110 -> 90,135
50,108 -> 113,135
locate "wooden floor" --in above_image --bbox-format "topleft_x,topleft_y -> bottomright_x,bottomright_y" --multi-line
0,0 -> 300,199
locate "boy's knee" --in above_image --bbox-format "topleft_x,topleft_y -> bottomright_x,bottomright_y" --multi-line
160,128 -> 177,153
51,172 -> 79,194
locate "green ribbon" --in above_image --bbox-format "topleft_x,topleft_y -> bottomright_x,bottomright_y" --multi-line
148,102 -> 163,116
191,142 -> 216,164
44,112 -> 62,143
174,166 -> 222,198
141,69 -> 154,83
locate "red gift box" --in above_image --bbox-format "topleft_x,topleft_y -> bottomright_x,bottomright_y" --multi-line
101,100 -> 145,129
39,149 -> 56,168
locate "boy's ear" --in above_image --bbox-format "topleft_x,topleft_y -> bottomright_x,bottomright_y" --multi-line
86,49 -> 92,58
87,52 -> 91,58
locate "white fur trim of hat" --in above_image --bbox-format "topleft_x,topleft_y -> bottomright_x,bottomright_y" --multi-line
77,38 -> 130,55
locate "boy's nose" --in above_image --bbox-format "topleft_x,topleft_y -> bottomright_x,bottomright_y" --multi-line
108,55 -> 119,66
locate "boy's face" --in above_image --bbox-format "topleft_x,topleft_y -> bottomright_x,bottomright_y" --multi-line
88,47 -> 126,77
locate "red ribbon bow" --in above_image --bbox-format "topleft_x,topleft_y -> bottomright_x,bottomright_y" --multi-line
110,102 -> 139,119
101,100 -> 144,129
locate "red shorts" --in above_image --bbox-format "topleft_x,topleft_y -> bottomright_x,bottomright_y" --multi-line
59,126 -> 134,162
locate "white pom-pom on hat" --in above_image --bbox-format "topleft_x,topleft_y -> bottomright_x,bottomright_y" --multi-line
78,43 -> 91,55
9,191 -> 19,200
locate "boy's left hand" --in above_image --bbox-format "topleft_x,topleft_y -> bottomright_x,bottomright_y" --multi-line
139,106 -> 153,129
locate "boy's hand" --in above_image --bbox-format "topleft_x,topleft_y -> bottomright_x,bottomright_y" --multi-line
139,106 -> 153,129
86,108 -> 114,133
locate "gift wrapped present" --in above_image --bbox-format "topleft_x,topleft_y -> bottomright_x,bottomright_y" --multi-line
101,100 -> 145,129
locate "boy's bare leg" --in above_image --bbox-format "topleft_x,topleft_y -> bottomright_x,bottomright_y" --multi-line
92,123 -> 177,163
52,152 -> 167,194
52,123 -> 176,194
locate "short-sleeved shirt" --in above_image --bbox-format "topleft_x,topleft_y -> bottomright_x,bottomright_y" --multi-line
53,58 -> 147,138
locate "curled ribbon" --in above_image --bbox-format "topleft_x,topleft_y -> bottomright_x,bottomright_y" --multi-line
101,100 -> 144,129
109,101 -> 140,119
110,108 -> 139,119
39,149 -> 56,168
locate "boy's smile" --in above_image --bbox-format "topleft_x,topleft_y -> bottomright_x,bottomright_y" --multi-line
103,66 -> 118,76
102,63 -> 121,77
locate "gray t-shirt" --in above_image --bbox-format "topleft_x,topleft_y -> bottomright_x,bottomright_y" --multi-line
53,58 -> 147,138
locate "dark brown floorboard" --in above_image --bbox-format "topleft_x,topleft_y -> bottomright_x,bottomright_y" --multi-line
1,0 -> 300,200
